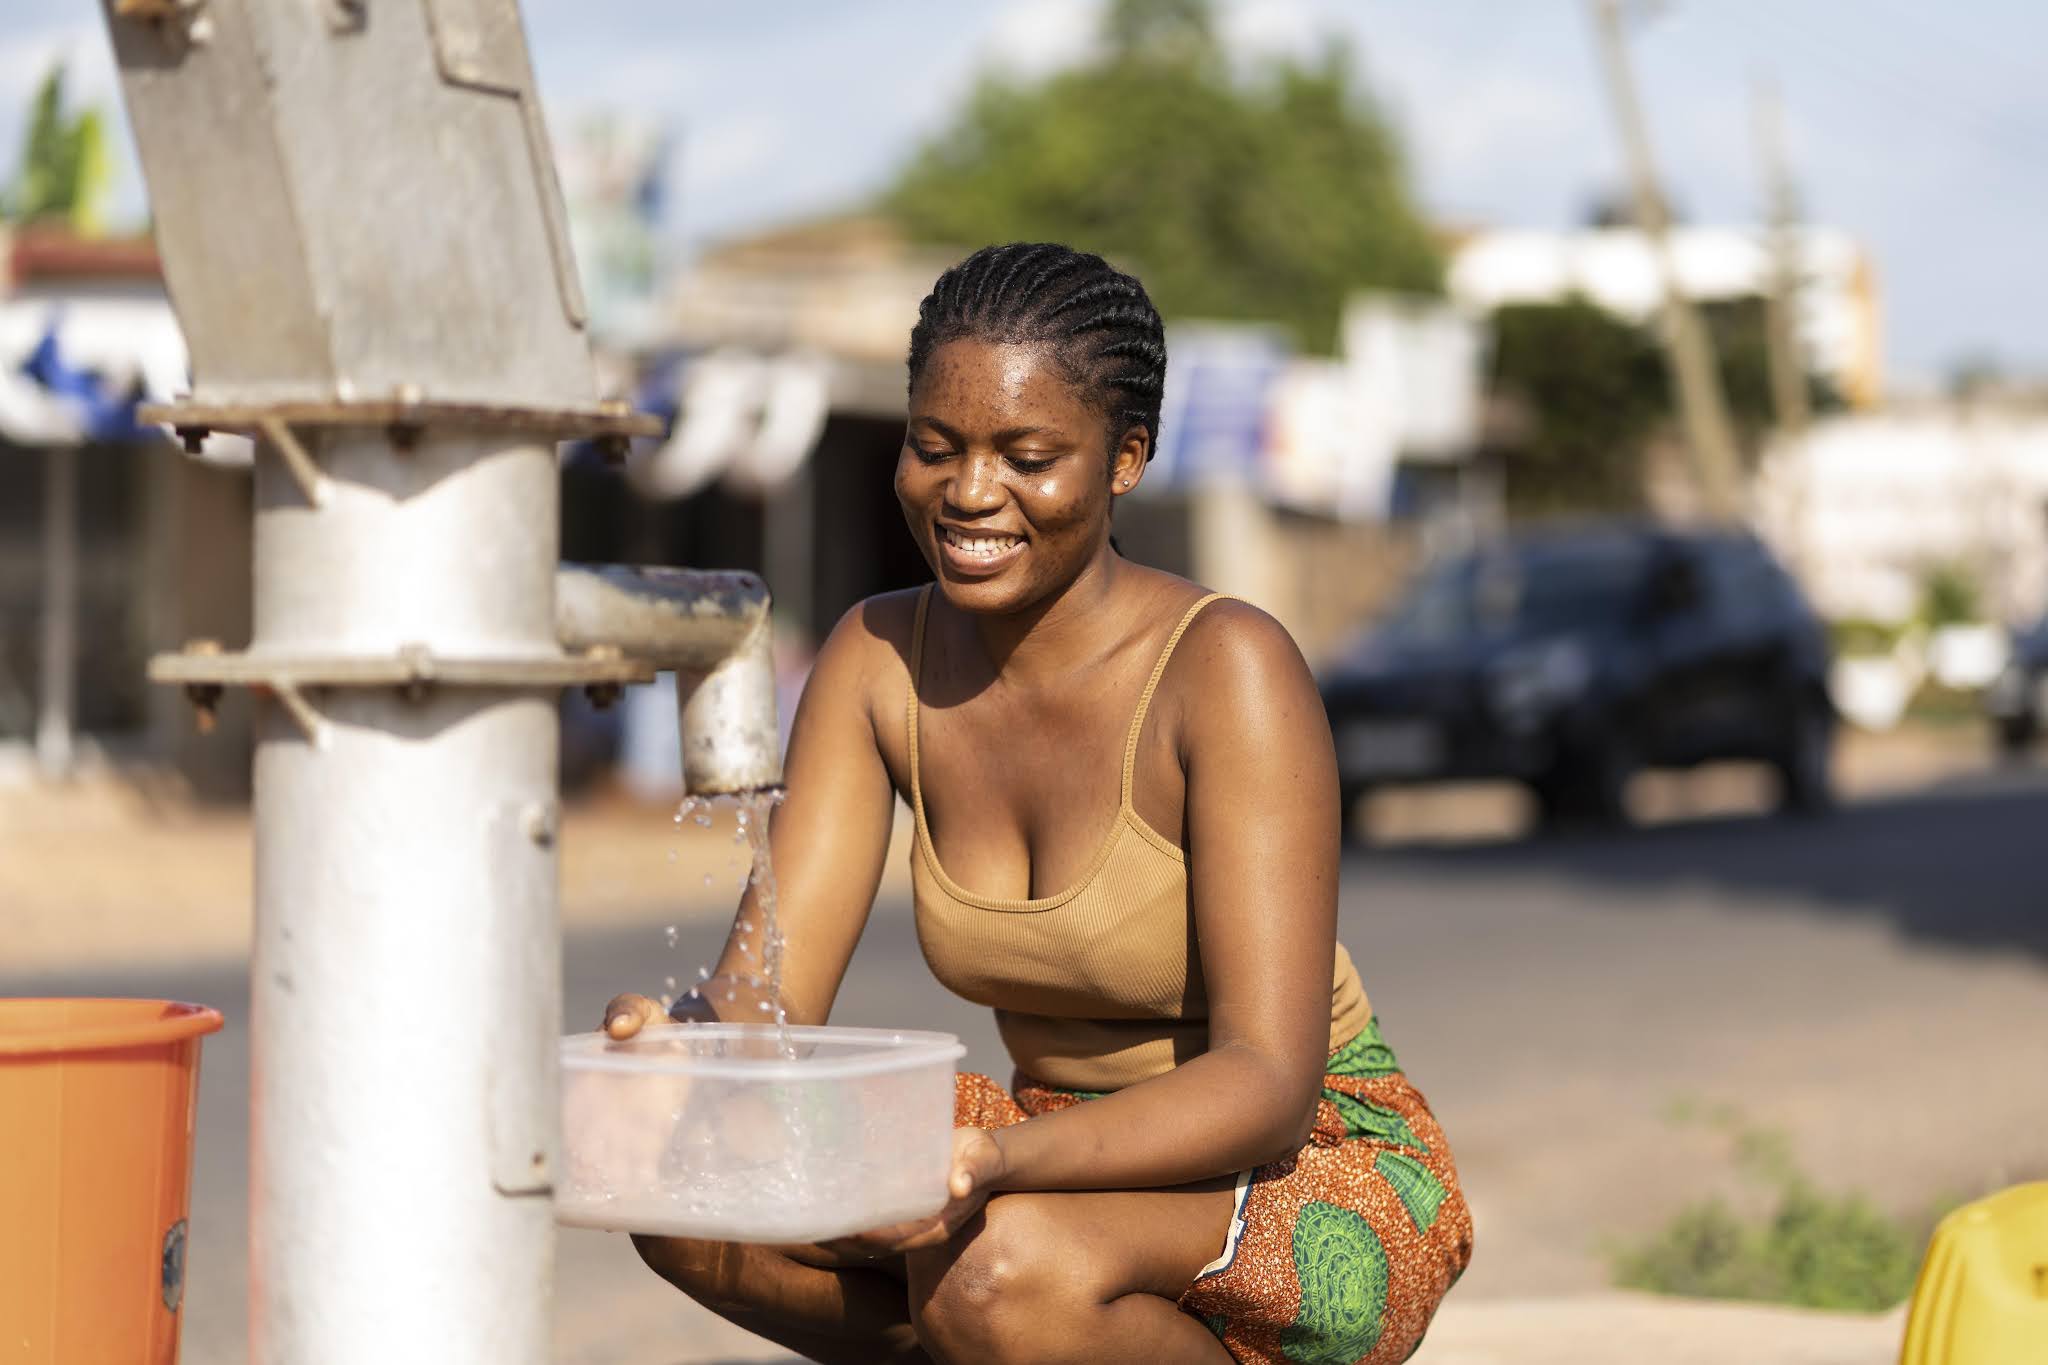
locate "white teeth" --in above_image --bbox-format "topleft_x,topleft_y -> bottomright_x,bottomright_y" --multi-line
940,526 -> 1021,557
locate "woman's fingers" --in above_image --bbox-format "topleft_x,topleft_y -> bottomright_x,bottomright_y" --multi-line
602,992 -> 668,1040
950,1127 -> 1008,1199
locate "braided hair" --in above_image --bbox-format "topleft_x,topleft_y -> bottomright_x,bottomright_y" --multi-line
906,243 -> 1168,464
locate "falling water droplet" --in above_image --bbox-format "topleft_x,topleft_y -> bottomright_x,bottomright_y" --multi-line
664,925 -> 679,948
663,975 -> 677,993
697,966 -> 711,981
658,993 -> 673,1011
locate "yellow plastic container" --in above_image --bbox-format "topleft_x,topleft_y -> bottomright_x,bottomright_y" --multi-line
1899,1181 -> 2048,1365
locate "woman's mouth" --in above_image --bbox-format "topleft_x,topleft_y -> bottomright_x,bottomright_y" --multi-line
937,524 -> 1026,575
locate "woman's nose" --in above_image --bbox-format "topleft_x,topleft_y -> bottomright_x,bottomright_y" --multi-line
946,453 -> 1005,512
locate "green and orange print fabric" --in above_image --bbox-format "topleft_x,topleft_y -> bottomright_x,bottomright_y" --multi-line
952,1018 -> 1474,1365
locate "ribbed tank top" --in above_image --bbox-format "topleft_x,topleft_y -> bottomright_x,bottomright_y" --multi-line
907,586 -> 1374,1092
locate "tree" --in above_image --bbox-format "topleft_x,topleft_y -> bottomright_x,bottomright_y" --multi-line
1489,299 -> 1667,517
1488,294 -> 1840,517
882,0 -> 1441,352
2,63 -> 111,231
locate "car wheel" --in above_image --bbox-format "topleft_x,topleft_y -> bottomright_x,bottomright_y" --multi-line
1338,780 -> 1374,844
1535,737 -> 1635,830
1774,698 -> 1835,815
1995,712 -> 2038,759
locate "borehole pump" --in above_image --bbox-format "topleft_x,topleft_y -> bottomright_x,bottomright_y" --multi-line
98,2 -> 782,1358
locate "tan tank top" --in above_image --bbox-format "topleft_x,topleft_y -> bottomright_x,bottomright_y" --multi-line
907,587 -> 1373,1092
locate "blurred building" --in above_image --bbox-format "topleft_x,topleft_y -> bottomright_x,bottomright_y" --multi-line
556,112 -> 673,350
610,214 -> 1494,663
1755,408 -> 2048,628
1447,225 -> 1884,408
0,226 -> 252,795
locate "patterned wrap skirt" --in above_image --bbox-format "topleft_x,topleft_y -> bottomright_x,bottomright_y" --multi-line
951,1018 -> 1474,1365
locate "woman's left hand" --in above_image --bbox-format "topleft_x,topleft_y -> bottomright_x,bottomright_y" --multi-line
830,1127 -> 1008,1255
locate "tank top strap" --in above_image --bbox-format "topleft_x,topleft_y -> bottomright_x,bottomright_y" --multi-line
1121,592 -> 1234,808
907,585 -> 934,811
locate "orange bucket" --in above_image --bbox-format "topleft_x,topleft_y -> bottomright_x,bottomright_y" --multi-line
0,999 -> 223,1364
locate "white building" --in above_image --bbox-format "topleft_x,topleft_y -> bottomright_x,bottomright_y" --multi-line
1447,225 -> 1884,408
1755,411 -> 2048,627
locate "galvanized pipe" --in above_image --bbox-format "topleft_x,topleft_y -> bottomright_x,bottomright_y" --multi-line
35,446 -> 76,777
249,428 -> 559,1363
556,565 -> 782,794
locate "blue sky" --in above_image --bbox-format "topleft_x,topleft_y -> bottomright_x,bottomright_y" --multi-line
4,1 -> 2042,386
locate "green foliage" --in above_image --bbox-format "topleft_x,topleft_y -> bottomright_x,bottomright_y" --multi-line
1919,563 -> 1981,628
881,0 -> 1440,352
2,63 -> 111,230
1614,1106 -> 1928,1312
1489,295 -> 1840,519
1829,617 -> 1906,658
1488,298 -> 1666,517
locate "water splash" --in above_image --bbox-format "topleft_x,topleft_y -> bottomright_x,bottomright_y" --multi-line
671,787 -> 792,1054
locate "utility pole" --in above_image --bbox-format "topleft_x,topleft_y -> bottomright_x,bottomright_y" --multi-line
1754,75 -> 1810,438
1587,0 -> 1746,522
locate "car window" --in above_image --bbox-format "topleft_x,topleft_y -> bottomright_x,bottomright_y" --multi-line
1381,539 -> 1649,644
1699,540 -> 1795,626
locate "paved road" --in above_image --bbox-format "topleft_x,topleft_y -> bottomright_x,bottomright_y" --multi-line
13,764 -> 2048,1363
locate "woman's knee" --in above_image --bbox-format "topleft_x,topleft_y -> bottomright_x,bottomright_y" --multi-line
910,1198 -> 1095,1363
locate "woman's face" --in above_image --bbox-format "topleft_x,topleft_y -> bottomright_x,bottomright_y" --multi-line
896,338 -> 1147,615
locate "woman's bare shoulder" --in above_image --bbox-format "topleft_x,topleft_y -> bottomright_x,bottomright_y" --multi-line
813,587 -> 926,685
1175,593 -> 1313,682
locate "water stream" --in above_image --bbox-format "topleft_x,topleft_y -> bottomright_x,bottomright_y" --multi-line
669,787 -> 791,1054
557,784 -> 956,1239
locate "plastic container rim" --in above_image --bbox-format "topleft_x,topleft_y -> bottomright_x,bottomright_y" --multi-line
562,1022 -> 965,1081
0,998 -> 225,1057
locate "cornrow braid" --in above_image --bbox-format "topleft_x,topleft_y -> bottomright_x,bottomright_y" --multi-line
906,243 -> 1169,462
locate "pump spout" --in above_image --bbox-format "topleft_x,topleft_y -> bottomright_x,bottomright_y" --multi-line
556,565 -> 782,795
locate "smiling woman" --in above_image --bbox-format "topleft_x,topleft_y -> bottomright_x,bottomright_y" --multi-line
605,243 -> 1471,1365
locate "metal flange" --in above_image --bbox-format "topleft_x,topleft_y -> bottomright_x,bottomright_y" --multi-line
151,642 -> 656,745
141,395 -> 664,460
149,643 -> 655,691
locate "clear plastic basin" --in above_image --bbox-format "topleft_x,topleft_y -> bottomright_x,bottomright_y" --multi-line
557,1023 -> 964,1243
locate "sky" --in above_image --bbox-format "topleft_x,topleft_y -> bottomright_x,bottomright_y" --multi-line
3,0 -> 2043,388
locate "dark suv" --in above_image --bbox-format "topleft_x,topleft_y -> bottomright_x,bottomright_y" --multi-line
1318,525 -> 1835,828
1986,619 -> 2048,754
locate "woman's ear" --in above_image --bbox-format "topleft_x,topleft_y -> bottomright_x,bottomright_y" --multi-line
1110,426 -> 1149,496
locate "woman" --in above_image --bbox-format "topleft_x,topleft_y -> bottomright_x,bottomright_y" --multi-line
604,243 -> 1472,1365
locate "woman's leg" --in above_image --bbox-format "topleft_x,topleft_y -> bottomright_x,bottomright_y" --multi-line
907,1183 -> 1239,1365
630,1235 -> 928,1365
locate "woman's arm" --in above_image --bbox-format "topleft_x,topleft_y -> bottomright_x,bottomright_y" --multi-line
609,598 -> 903,1036
988,602 -> 1340,1190
709,599 -> 904,1026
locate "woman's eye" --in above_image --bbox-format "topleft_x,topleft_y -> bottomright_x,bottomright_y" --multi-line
911,445 -> 951,463
1007,454 -> 1058,475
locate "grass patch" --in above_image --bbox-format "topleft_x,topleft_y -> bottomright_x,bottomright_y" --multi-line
1611,1105 -> 1932,1312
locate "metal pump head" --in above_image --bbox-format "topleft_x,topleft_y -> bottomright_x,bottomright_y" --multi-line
555,566 -> 783,795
